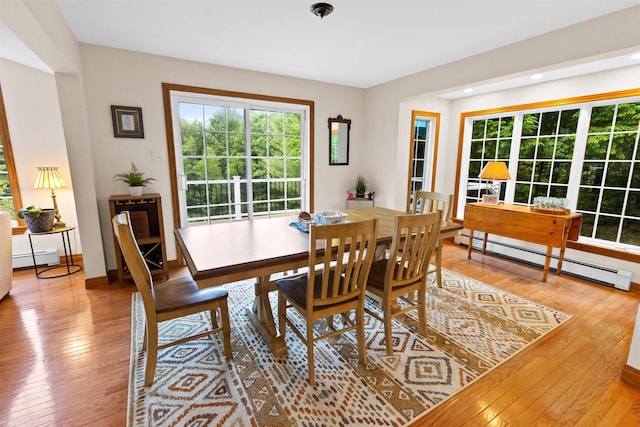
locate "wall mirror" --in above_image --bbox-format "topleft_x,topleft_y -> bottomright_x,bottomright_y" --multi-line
328,115 -> 351,165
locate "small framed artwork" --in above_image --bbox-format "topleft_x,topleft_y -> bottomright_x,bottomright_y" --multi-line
481,194 -> 499,205
111,105 -> 144,138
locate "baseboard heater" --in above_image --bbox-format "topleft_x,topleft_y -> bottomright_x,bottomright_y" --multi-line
12,248 -> 60,269
454,232 -> 632,291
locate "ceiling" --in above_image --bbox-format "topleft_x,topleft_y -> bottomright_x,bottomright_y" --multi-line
2,0 -> 640,90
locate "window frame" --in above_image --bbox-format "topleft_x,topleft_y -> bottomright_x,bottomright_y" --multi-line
162,83 -> 314,230
0,86 -> 25,234
406,110 -> 440,212
454,88 -> 640,262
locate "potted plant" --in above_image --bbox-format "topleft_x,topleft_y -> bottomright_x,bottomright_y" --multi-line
113,162 -> 156,196
355,174 -> 368,198
18,205 -> 55,233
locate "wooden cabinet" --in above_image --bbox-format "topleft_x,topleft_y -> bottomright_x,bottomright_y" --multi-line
345,196 -> 375,209
464,202 -> 582,282
109,193 -> 168,282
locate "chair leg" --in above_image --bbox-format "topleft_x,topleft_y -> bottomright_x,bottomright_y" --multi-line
356,305 -> 367,366
417,286 -> 427,337
145,324 -> 159,387
383,300 -> 394,356
210,307 -> 219,328
307,321 -> 316,386
219,300 -> 232,360
435,245 -> 443,288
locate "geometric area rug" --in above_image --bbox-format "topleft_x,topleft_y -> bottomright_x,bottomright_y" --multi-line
127,269 -> 571,426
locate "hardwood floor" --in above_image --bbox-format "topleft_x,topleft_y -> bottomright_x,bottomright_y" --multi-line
2,243 -> 640,426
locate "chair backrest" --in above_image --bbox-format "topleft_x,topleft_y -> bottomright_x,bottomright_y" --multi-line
112,212 -> 156,318
385,211 -> 442,289
307,218 -> 378,310
412,191 -> 453,222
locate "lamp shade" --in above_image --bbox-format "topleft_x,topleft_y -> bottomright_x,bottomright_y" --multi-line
35,167 -> 66,189
478,161 -> 511,181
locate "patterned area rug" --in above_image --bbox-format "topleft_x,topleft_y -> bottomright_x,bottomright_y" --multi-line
127,269 -> 571,426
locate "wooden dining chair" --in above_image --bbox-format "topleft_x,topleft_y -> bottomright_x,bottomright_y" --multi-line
412,191 -> 453,288
112,212 -> 232,387
365,211 -> 441,355
277,218 -> 378,386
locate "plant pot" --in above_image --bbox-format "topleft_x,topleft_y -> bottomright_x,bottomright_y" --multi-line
24,209 -> 55,233
129,186 -> 143,196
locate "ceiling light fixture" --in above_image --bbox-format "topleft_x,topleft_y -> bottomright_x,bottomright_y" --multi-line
310,2 -> 334,19
531,73 -> 543,80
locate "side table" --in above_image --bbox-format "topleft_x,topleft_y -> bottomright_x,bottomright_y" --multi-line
28,226 -> 83,279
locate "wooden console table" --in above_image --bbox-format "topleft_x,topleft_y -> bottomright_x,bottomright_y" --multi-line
464,202 -> 582,281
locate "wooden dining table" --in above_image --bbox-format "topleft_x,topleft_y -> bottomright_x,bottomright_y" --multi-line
174,206 -> 462,356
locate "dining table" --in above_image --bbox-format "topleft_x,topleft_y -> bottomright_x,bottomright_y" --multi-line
174,206 -> 463,356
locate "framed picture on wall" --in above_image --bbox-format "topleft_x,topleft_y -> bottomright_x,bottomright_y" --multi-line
111,105 -> 144,138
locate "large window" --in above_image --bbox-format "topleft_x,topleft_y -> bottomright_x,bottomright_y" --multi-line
0,86 -> 23,228
459,90 -> 640,250
166,86 -> 312,226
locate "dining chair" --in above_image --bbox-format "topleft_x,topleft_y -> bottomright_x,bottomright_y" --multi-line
412,191 -> 453,288
112,212 -> 232,387
365,211 -> 441,355
276,218 -> 378,386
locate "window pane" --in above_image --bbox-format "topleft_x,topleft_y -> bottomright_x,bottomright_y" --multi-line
580,162 -> 604,186
609,133 -> 636,160
540,111 -> 558,135
595,215 -> 620,241
589,105 -> 614,133
626,191 -> 640,217
555,136 -> 574,160
584,135 -> 609,160
604,162 -> 630,187
600,189 -> 625,215
614,102 -> 640,132
552,162 -> 571,184
577,187 -> 599,212
621,219 -> 640,245
559,109 -> 579,134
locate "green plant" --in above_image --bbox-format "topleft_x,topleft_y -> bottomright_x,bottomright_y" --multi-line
113,162 -> 156,187
18,205 -> 43,218
355,174 -> 367,195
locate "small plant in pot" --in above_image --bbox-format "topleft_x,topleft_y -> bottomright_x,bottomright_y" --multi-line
355,174 -> 368,198
18,205 -> 56,233
113,162 -> 156,196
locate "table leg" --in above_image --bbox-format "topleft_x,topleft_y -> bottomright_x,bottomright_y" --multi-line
542,246 -> 553,282
482,232 -> 488,254
467,229 -> 474,259
246,275 -> 287,357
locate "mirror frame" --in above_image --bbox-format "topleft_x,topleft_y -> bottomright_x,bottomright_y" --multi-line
328,115 -> 351,165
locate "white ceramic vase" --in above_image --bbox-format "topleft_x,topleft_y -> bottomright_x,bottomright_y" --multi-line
129,186 -> 143,196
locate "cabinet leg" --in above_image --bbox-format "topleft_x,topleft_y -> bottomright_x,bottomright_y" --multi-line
467,229 -> 473,259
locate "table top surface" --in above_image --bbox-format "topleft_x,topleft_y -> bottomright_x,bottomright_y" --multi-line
467,202 -> 582,219
29,226 -> 76,235
175,207 -> 462,282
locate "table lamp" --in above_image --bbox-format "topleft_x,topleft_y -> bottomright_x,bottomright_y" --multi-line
478,161 -> 511,204
35,166 -> 66,228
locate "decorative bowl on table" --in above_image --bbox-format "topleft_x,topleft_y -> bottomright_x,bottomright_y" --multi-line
316,210 -> 348,225
297,211 -> 317,232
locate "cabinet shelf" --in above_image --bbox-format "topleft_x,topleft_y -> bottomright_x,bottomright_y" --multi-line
109,193 -> 168,282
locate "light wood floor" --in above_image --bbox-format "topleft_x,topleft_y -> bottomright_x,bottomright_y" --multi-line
2,243 -> 640,426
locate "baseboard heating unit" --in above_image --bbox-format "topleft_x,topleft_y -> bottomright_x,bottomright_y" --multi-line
12,248 -> 59,269
455,232 -> 632,291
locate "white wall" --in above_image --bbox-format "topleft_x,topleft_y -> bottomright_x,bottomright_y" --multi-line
78,45 -> 366,271
0,59 -> 82,258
